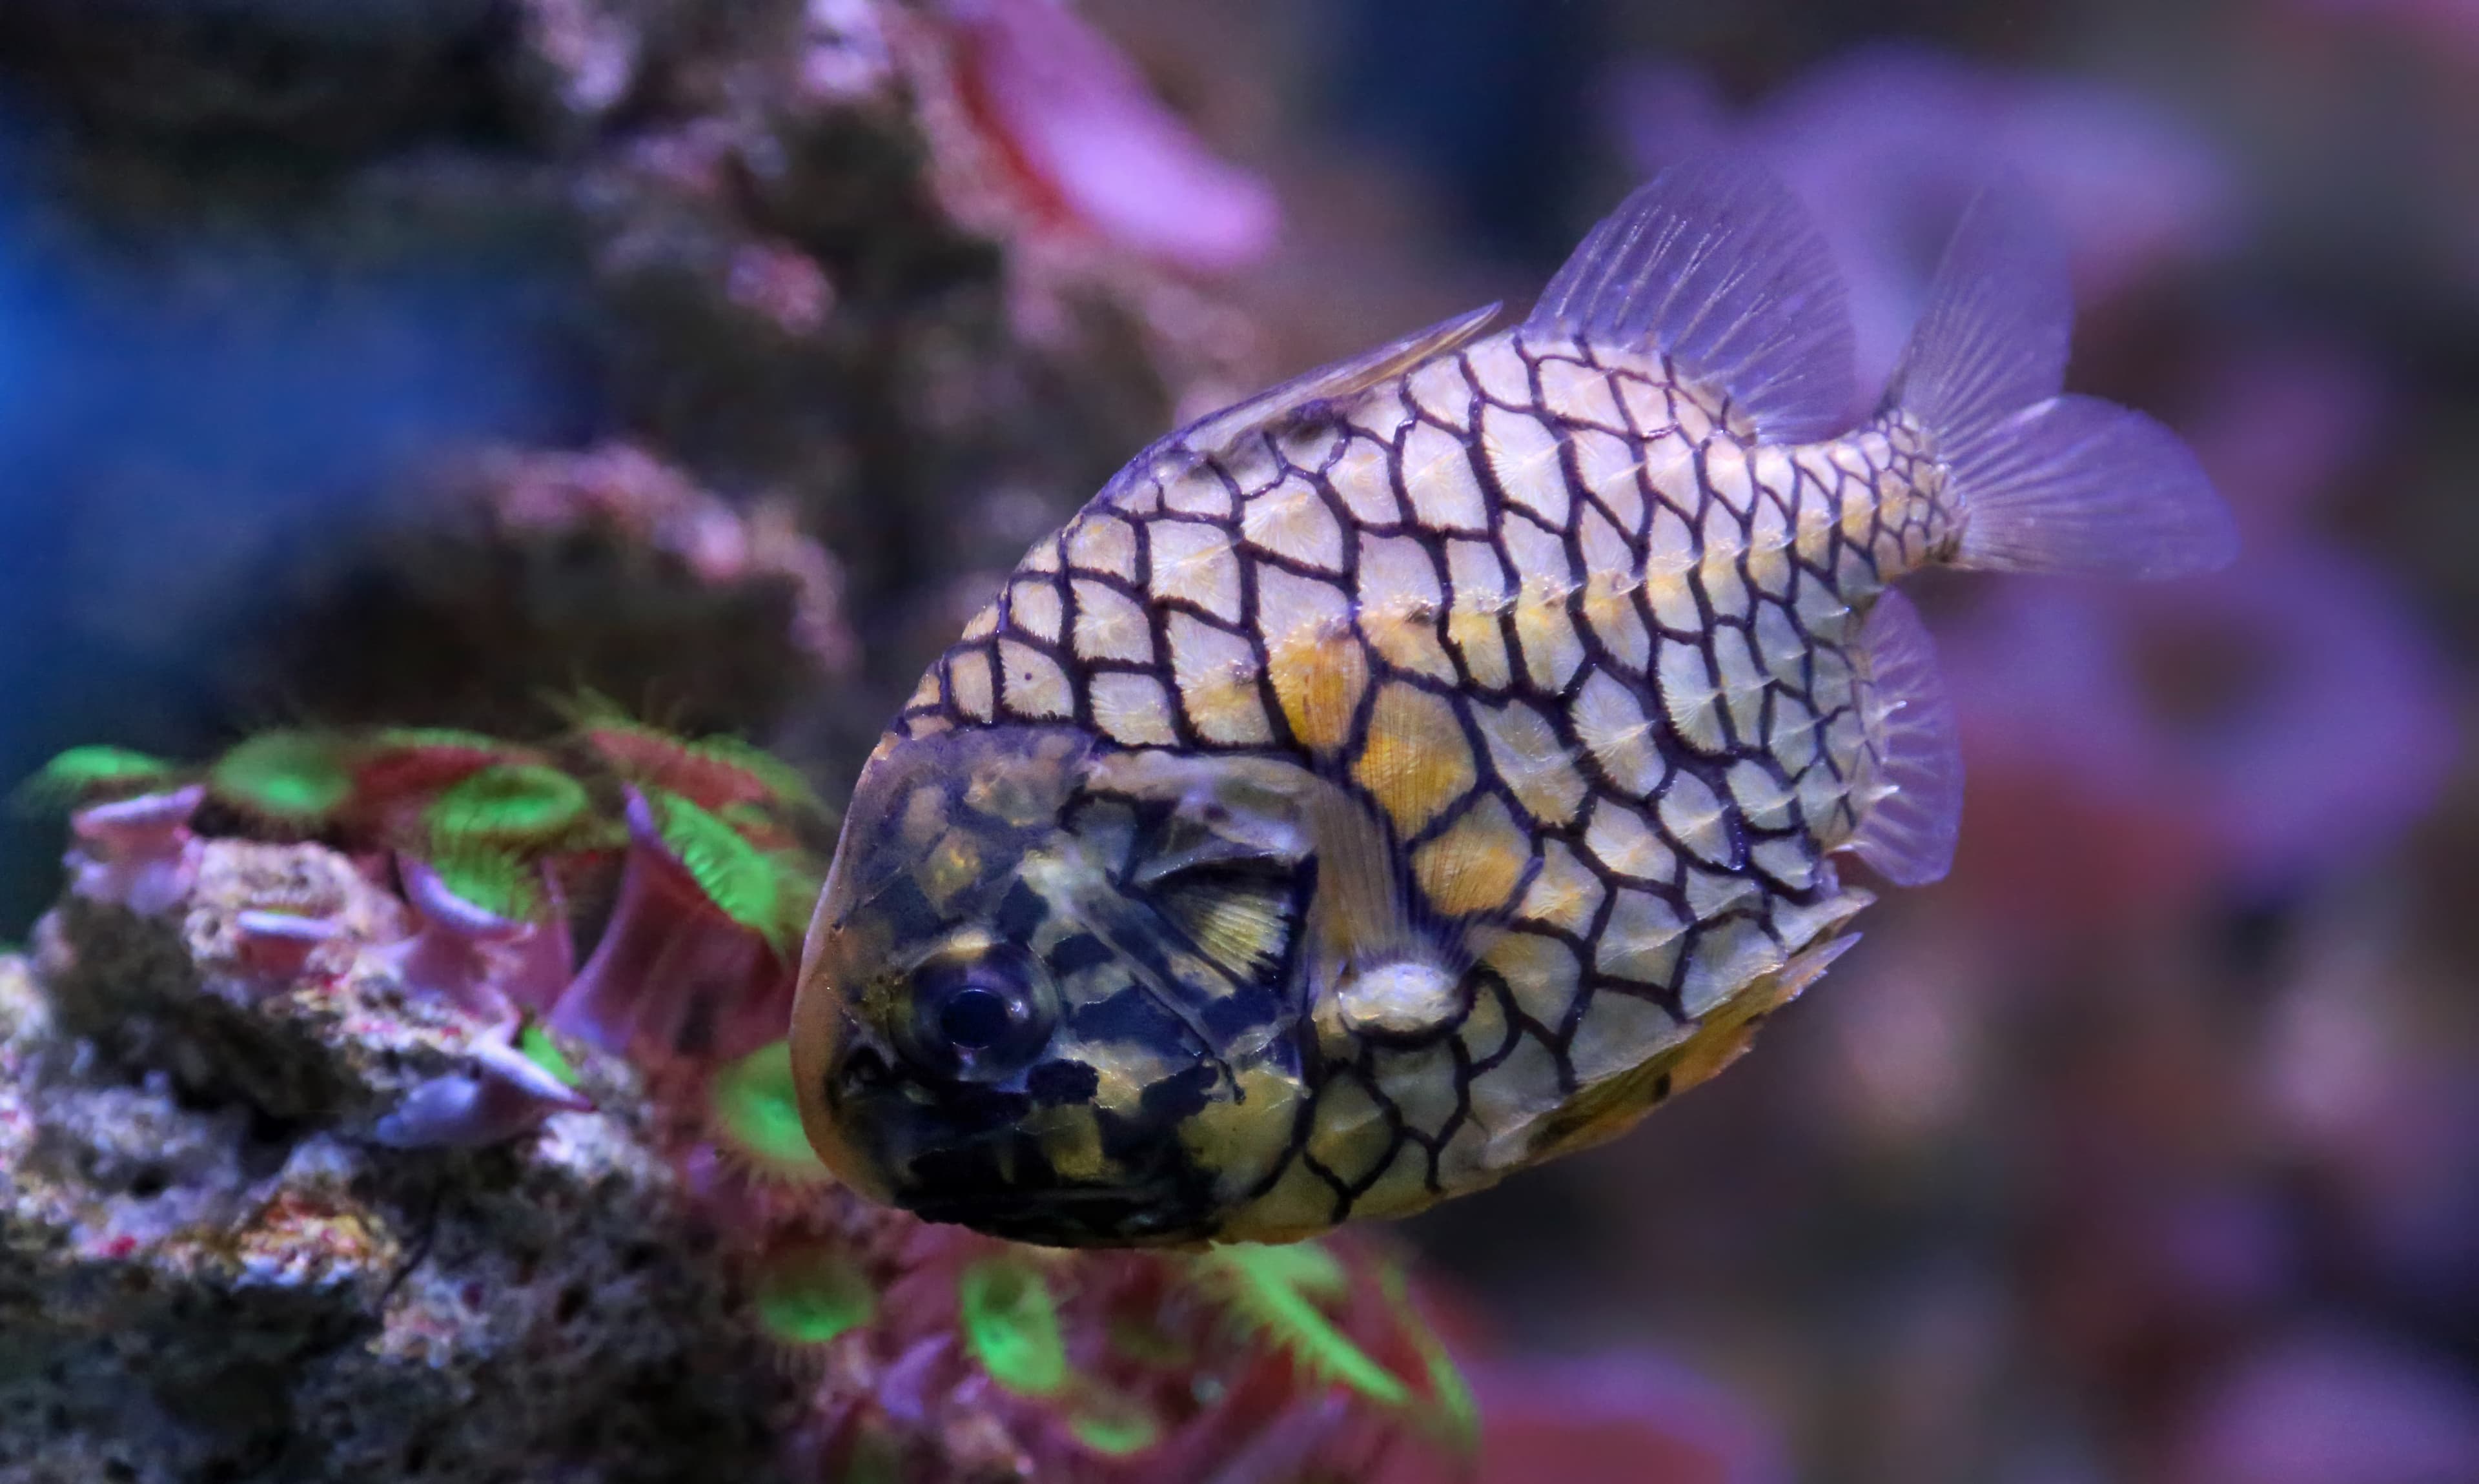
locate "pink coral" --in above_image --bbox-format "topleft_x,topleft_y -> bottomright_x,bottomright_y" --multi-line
547,790 -> 793,1065
373,1027 -> 593,1149
65,784 -> 206,917
482,443 -> 858,677
380,855 -> 575,1020
943,0 -> 1279,273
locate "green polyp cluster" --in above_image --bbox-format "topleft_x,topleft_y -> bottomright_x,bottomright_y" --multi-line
754,1247 -> 877,1350
1065,1390 -> 1163,1457
689,734 -> 831,822
210,731 -> 352,827
14,746 -> 178,810
1196,1243 -> 1409,1407
569,699 -> 830,820
1381,1259 -> 1480,1454
428,837 -> 549,923
950,1254 -> 1189,1459
957,1256 -> 1070,1398
518,1024 -> 582,1088
367,727 -> 511,757
709,1040 -> 831,1183
1187,1241 -> 1478,1455
423,764 -> 593,848
640,787 -> 817,954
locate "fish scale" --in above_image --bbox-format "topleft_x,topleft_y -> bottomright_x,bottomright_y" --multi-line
877,334 -> 1943,1234
793,158 -> 2236,1246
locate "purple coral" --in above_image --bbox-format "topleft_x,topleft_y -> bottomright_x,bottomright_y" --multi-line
228,909 -> 347,987
65,784 -> 206,916
382,855 -> 574,1021
373,1024 -> 593,1149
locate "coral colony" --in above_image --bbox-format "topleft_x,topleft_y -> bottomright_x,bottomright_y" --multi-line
15,720 -> 1475,1480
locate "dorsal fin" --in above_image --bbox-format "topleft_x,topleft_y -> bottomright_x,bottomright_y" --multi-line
1842,590 -> 1964,886
1528,155 -> 1854,442
1117,303 -> 1501,492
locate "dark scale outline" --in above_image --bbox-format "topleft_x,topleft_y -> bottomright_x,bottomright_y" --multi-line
1323,1052 -> 1427,1213
1139,509 -> 1250,631
1530,343 -> 1638,444
1423,348 -> 1484,438
1005,570 -> 1071,650
1709,615 -> 1773,760
1363,1046 -> 1458,1195
1420,1035 -> 1482,1194
1492,503 -> 1592,700
1189,465 -> 1300,758
1309,431 -> 1402,553
1455,966 -> 1527,1073
1233,472 -> 1351,580
1438,532 -> 1520,701
868,327 -> 1968,1239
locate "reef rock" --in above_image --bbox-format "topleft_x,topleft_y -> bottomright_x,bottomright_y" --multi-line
0,841 -> 793,1484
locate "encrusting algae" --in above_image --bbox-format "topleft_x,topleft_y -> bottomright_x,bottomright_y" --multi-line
790,157 -> 2238,1246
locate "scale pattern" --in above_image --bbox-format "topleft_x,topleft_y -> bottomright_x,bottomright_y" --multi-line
886,327 -> 1961,1230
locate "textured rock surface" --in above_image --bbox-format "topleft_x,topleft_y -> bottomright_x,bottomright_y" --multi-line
0,847 -> 793,1483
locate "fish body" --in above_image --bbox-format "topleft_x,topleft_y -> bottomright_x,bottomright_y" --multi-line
791,159 -> 2234,1246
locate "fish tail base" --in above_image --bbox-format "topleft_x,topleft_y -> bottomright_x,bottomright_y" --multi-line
1887,180 -> 2236,580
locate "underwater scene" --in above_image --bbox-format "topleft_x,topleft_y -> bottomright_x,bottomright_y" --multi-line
0,1 -> 2473,1481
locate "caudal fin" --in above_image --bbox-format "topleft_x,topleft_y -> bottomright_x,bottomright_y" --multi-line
1887,183 -> 2237,579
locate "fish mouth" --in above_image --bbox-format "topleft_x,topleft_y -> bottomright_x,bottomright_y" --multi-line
902,1178 -> 1219,1247
854,1093 -> 1226,1247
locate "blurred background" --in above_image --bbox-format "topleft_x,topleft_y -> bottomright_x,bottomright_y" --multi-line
0,1 -> 2472,1480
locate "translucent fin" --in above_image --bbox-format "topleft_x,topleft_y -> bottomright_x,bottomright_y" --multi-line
1136,303 -> 1500,472
1888,181 -> 2237,578
1527,154 -> 1854,442
1844,591 -> 1963,886
1157,878 -> 1294,984
1524,931 -> 1862,1164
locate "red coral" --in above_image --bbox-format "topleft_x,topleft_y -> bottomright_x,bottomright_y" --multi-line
341,733 -> 538,840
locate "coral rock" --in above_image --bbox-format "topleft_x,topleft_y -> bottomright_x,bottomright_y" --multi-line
0,855 -> 793,1481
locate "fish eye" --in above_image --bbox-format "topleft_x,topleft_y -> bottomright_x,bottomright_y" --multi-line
937,983 -> 1015,1048
904,944 -> 1055,1082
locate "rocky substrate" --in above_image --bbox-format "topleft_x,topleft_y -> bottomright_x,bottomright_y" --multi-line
0,842 -> 793,1484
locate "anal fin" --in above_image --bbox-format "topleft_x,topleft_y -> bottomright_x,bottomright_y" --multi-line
1523,933 -> 1863,1164
1843,589 -> 1964,886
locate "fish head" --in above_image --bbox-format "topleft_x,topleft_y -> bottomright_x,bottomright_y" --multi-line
793,724 -> 1329,1246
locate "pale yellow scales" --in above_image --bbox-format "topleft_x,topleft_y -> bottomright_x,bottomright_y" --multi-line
791,159 -> 2234,1246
